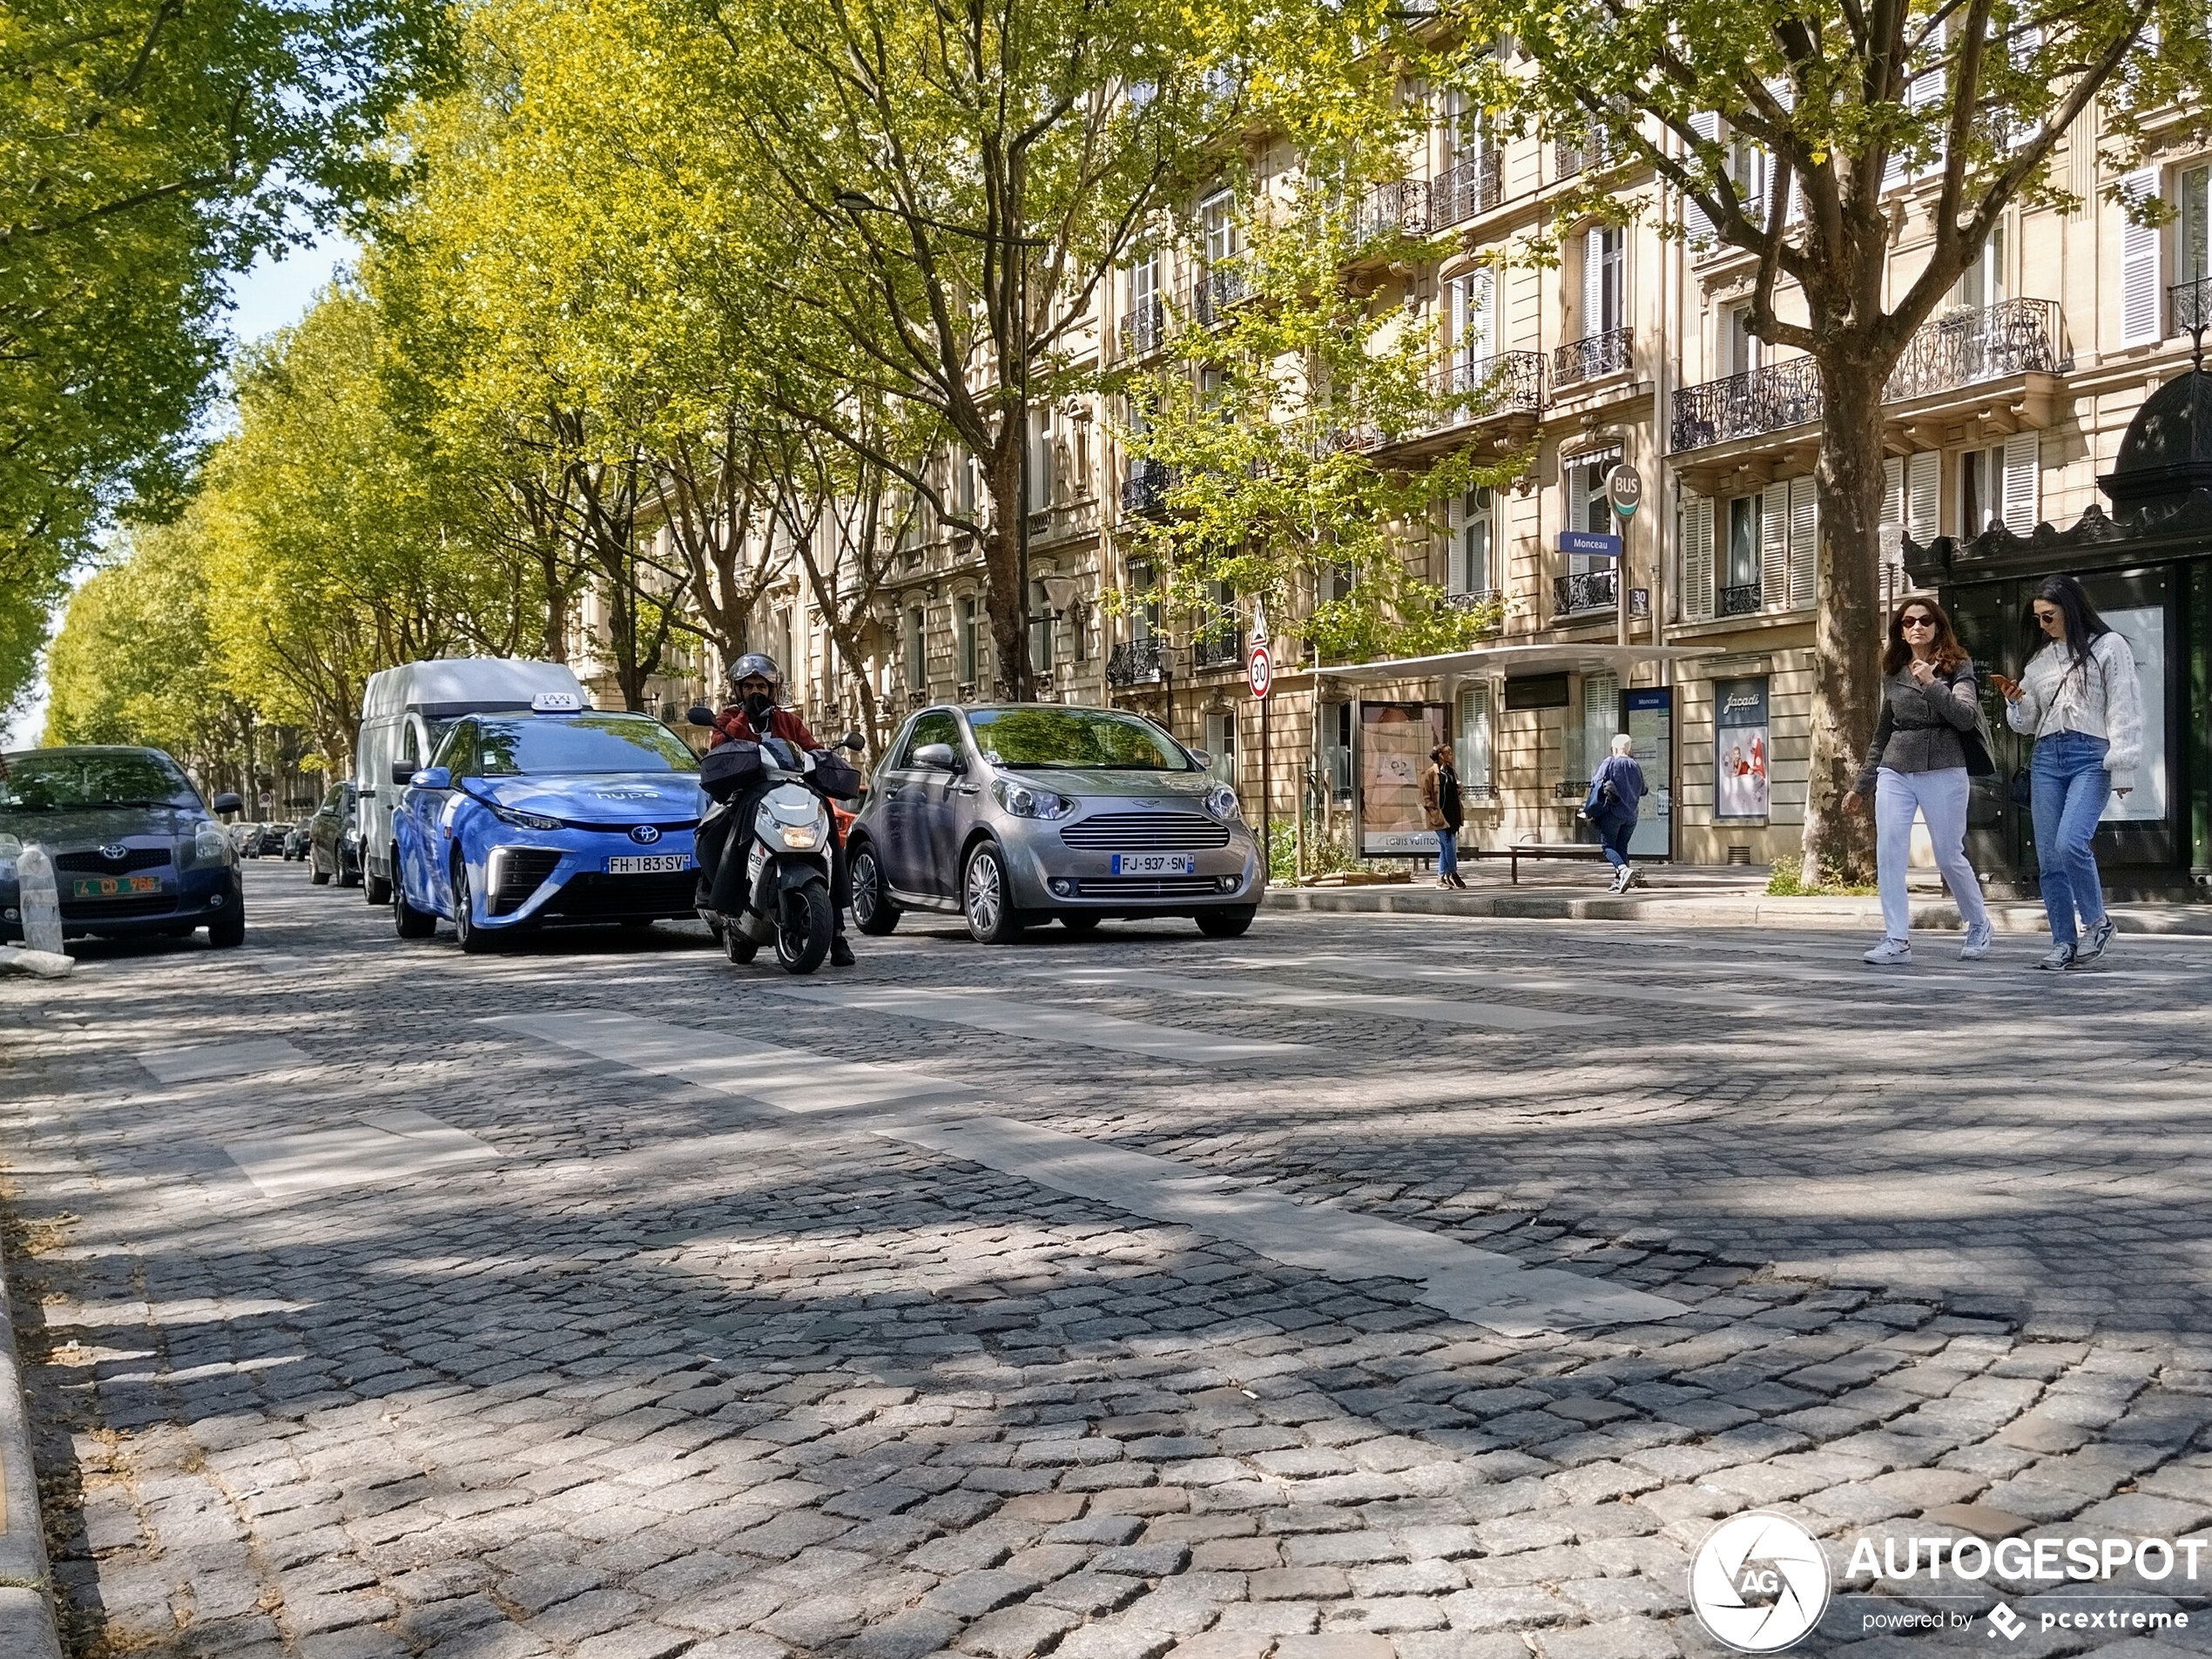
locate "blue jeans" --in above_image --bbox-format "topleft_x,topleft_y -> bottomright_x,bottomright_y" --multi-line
2030,732 -> 2111,947
1435,829 -> 1459,877
1596,815 -> 1635,871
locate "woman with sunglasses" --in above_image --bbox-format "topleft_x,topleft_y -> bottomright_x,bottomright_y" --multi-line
1988,575 -> 2141,970
1843,597 -> 1993,965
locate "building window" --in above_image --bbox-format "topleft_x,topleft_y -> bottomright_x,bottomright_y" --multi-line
1029,579 -> 1055,674
1130,562 -> 1161,639
1727,496 -> 1761,591
2182,165 -> 2210,289
1576,671 -> 1619,784
1725,302 -> 1763,376
957,596 -> 979,685
1450,485 -> 1492,594
1566,451 -> 1618,538
1204,711 -> 1237,788
1960,445 -> 2001,536
1201,190 -> 1237,270
1952,220 -> 2007,310
1581,225 -> 1625,337
906,606 -> 927,691
1320,702 -> 1352,799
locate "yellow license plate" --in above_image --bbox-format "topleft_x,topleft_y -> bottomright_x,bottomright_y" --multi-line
71,874 -> 161,898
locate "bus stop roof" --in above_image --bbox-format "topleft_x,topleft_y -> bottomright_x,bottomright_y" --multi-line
1317,642 -> 1723,686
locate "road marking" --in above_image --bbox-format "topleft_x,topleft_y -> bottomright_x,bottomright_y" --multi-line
138,1038 -> 309,1083
1030,966 -> 1605,1031
223,1110 -> 499,1197
758,984 -> 1306,1060
484,1011 -> 968,1112
881,1116 -> 1687,1337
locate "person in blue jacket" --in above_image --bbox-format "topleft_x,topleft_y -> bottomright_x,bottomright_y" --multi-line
1581,733 -> 1648,894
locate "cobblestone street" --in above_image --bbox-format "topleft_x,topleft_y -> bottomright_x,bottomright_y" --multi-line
7,862 -> 2212,1658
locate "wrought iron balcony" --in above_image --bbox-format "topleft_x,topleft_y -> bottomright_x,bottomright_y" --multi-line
2175,275 -> 2212,340
1106,637 -> 1166,686
1445,587 -> 1503,615
1554,126 -> 1613,181
1669,357 -> 1823,452
1551,570 -> 1650,619
1353,179 -> 1430,244
1119,298 -> 1168,357
1428,350 -> 1546,421
1120,459 -> 1175,516
1552,327 -> 1633,389
1717,580 -> 1764,617
1433,152 -> 1502,226
1190,625 -> 1244,671
1883,298 -> 2063,401
1191,267 -> 1249,325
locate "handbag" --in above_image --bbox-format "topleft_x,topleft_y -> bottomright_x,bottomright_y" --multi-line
1954,661 -> 1999,779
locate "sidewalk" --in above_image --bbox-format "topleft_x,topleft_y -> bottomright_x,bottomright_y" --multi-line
1264,860 -> 2212,935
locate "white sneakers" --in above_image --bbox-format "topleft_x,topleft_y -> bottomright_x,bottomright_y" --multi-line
1862,938 -> 1912,967
2075,917 -> 2115,963
1960,923 -> 1993,960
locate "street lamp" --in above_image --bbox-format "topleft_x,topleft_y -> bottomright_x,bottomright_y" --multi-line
833,189 -> 1044,701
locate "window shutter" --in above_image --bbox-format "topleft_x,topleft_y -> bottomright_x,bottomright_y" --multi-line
1685,113 -> 1720,244
1682,495 -> 1715,621
1788,475 -> 1818,608
1582,227 -> 1604,339
2119,168 -> 2161,346
1760,487 -> 1789,610
2001,432 -> 2040,533
1884,456 -> 1905,528
1457,684 -> 1492,792
1906,450 -> 1939,543
1445,493 -> 1467,593
1471,268 -> 1496,358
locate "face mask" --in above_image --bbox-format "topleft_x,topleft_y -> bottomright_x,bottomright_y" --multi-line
744,691 -> 774,723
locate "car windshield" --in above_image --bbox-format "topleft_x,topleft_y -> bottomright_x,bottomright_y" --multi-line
469,713 -> 699,776
966,708 -> 1192,771
0,750 -> 201,813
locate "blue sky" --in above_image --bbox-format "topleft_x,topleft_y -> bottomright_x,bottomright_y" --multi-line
2,230 -> 355,748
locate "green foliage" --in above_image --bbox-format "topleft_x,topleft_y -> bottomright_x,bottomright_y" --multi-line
1764,854 -> 1876,897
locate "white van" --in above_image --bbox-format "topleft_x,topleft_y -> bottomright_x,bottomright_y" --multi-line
354,658 -> 587,904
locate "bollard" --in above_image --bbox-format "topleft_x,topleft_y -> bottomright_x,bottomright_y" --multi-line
17,843 -> 65,957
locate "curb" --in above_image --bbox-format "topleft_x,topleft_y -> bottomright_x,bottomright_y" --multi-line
1261,887 -> 2212,935
0,1218 -> 62,1659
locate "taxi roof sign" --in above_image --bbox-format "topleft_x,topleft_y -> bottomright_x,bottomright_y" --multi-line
531,691 -> 584,713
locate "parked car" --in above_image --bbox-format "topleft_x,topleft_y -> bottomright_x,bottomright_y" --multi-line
357,657 -> 588,907
307,782 -> 362,887
390,698 -> 702,951
281,819 -> 312,860
231,821 -> 261,857
0,745 -> 246,945
252,821 -> 288,857
846,704 -> 1263,943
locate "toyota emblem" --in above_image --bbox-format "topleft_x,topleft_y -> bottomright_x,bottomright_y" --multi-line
98,844 -> 128,861
629,825 -> 662,845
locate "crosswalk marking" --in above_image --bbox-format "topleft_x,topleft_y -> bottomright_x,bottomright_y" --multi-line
1031,966 -> 1606,1031
757,984 -> 1306,1060
224,1110 -> 499,1197
138,1038 -> 310,1083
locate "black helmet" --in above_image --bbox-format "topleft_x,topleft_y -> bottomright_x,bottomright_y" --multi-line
725,652 -> 784,700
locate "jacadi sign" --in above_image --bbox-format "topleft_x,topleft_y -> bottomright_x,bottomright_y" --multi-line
1689,1512 -> 2202,1650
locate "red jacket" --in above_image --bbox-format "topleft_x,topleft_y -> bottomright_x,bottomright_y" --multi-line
710,705 -> 819,752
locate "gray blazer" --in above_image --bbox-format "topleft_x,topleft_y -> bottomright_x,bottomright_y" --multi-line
1853,661 -> 1980,795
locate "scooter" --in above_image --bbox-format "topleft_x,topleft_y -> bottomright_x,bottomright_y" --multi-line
689,710 -> 861,974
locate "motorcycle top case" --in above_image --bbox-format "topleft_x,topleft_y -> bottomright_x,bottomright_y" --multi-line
811,751 -> 861,800
699,740 -> 764,802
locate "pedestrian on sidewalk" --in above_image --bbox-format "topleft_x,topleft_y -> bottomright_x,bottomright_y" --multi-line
1581,733 -> 1647,894
1844,596 -> 1995,967
1990,575 -> 2142,971
1420,744 -> 1467,889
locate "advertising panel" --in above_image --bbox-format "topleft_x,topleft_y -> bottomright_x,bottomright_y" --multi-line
1625,686 -> 1672,858
1714,677 -> 1770,820
1358,701 -> 1447,854
2097,604 -> 2166,825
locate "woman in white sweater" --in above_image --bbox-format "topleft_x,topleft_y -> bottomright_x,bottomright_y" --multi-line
1990,576 -> 2143,970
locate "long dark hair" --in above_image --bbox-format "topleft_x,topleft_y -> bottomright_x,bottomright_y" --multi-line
1882,595 -> 1968,677
2027,574 -> 2109,674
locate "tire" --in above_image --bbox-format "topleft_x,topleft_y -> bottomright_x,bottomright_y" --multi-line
850,845 -> 900,935
310,866 -> 331,887
775,882 -> 834,974
1060,914 -> 1103,934
452,861 -> 495,954
393,878 -> 436,940
962,843 -> 1026,944
723,922 -> 759,964
206,901 -> 245,949
1196,907 -> 1257,939
365,862 -> 392,907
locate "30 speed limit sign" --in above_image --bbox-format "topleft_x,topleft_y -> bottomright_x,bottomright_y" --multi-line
1247,640 -> 1272,699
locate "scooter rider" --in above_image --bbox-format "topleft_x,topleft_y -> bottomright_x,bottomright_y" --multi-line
701,653 -> 855,967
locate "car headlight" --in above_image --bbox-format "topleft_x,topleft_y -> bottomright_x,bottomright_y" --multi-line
993,779 -> 1077,820
192,822 -> 232,864
489,803 -> 563,832
1202,783 -> 1242,823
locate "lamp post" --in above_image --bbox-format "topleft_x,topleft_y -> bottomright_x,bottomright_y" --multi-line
833,190 -> 1045,701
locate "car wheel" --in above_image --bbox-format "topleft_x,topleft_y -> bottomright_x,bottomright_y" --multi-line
850,844 -> 900,935
1060,914 -> 1103,934
393,879 -> 436,940
365,866 -> 392,906
340,861 -> 362,889
452,861 -> 496,954
206,901 -> 246,949
962,843 -> 1026,944
310,865 -> 331,886
774,883 -> 834,974
1195,907 -> 1257,939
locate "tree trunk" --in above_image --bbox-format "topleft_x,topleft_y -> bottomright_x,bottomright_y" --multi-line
1804,359 -> 1885,884
982,442 -> 1025,699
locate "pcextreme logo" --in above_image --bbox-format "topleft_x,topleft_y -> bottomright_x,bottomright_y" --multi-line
1690,1511 -> 1833,1652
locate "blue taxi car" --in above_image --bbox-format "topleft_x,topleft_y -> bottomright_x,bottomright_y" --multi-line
391,697 -> 703,950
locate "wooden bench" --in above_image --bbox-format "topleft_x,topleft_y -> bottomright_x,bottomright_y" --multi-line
1507,842 -> 1608,884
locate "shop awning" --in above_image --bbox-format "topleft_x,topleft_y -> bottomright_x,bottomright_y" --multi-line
1316,642 -> 1723,685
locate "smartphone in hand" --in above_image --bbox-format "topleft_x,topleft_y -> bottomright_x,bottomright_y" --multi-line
1989,672 -> 2020,700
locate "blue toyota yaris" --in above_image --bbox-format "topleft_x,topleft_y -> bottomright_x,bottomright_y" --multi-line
391,697 -> 703,951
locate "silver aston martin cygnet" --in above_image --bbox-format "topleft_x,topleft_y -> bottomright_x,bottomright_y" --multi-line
846,704 -> 1264,943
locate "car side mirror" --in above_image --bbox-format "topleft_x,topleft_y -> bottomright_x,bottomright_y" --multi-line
212,792 -> 243,816
410,766 -> 452,791
840,729 -> 866,752
912,743 -> 956,770
687,705 -> 717,727
1186,749 -> 1212,770
391,760 -> 421,786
